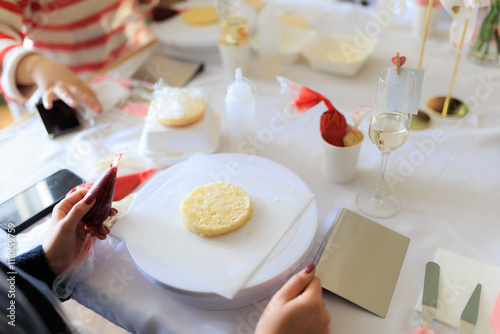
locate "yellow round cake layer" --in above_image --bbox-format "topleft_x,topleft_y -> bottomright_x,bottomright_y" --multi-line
182,6 -> 219,26
181,182 -> 252,237
152,88 -> 206,127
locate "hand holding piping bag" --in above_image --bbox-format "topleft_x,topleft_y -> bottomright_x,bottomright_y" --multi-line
81,153 -> 123,231
49,152 -> 124,299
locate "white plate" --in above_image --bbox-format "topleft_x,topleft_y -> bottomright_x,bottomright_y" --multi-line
126,153 -> 318,309
151,1 -> 219,49
302,34 -> 378,77
250,25 -> 317,64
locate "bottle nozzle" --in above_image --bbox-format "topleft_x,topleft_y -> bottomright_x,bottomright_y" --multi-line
227,67 -> 255,101
235,68 -> 242,83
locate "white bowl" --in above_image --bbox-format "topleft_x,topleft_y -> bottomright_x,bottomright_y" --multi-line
251,25 -> 317,64
302,34 -> 378,77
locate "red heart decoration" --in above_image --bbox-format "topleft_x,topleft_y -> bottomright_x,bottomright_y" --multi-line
391,55 -> 407,67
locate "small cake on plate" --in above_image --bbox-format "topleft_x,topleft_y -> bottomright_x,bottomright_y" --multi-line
182,6 -> 219,26
150,87 -> 206,127
138,84 -> 220,166
181,182 -> 252,237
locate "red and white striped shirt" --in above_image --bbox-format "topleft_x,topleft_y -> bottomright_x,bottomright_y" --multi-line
0,0 -> 156,102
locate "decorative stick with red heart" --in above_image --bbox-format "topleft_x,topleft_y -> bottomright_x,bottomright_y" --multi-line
391,53 -> 407,75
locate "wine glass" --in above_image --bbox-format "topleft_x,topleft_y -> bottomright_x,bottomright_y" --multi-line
357,68 -> 416,218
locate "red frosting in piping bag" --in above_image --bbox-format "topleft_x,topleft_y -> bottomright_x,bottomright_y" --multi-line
71,168 -> 156,202
320,99 -> 347,147
293,86 -> 347,147
81,153 -> 122,228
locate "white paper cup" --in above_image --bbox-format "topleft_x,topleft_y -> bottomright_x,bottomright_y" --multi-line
322,133 -> 363,184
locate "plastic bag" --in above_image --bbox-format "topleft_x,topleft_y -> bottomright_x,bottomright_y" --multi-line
70,169 -> 155,202
342,105 -> 370,147
52,233 -> 124,300
146,78 -> 206,124
276,76 -> 347,147
52,233 -> 95,299
52,153 -> 123,298
276,76 -> 316,119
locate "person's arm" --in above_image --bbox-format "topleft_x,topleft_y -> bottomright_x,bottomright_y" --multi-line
15,54 -> 102,112
0,1 -> 102,112
13,188 -> 114,289
255,263 -> 331,334
15,245 -> 56,289
0,0 -> 38,102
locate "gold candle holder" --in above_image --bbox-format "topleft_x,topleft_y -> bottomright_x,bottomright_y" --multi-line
411,109 -> 432,129
426,96 -> 468,118
425,19 -> 470,119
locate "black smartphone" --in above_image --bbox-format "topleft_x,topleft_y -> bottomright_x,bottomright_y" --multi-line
0,169 -> 85,234
36,100 -> 81,138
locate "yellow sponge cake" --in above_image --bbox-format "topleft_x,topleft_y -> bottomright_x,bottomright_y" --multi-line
150,87 -> 206,127
182,6 -> 219,26
181,182 -> 252,237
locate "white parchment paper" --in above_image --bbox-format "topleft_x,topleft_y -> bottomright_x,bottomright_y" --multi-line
415,248 -> 500,334
112,154 -> 315,299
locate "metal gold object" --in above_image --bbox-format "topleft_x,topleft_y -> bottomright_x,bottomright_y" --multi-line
411,109 -> 431,129
316,209 -> 410,318
427,96 -> 468,118
426,19 -> 470,118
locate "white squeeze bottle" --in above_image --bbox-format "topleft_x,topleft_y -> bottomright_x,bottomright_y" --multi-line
257,0 -> 280,80
225,68 -> 256,153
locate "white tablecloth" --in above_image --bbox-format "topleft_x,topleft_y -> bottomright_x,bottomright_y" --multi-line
1,2 -> 500,333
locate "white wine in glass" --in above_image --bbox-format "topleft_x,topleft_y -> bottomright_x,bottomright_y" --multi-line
357,68 -> 416,218
369,112 -> 410,152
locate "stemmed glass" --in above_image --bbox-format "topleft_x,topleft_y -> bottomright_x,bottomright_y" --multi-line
357,68 -> 416,218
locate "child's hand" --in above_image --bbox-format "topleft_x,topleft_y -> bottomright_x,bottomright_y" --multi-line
16,54 -> 102,113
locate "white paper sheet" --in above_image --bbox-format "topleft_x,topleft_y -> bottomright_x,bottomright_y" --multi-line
384,67 -> 423,115
112,154 -> 315,299
415,248 -> 500,334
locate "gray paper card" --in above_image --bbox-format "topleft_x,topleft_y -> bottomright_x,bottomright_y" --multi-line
409,68 -> 424,115
132,54 -> 203,87
316,208 -> 410,318
384,67 -> 424,115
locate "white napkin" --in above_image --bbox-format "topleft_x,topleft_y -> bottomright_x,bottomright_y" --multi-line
92,79 -> 130,112
416,248 -> 500,334
112,154 -> 315,299
81,79 -> 130,124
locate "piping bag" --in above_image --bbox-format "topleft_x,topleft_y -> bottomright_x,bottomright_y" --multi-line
277,76 -> 347,147
81,153 -> 123,229
53,153 -> 124,299
70,168 -> 156,202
